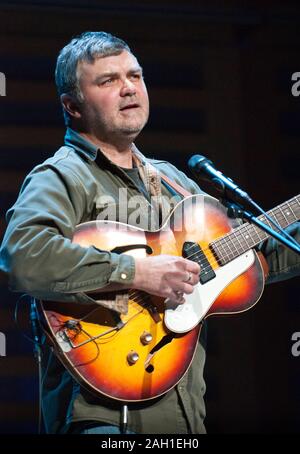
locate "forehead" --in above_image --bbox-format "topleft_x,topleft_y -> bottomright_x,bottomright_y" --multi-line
77,50 -> 141,81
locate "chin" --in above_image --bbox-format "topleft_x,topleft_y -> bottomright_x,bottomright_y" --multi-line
121,129 -> 142,140
121,123 -> 146,135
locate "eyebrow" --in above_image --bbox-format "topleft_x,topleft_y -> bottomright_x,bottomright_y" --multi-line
93,67 -> 143,84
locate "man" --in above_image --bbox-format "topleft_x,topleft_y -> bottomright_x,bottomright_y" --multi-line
0,31 -> 299,434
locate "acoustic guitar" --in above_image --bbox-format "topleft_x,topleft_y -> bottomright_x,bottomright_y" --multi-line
39,193 -> 299,402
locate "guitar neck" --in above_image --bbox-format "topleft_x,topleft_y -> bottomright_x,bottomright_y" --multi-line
211,195 -> 300,266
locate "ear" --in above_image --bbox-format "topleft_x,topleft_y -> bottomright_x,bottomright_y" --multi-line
60,93 -> 82,119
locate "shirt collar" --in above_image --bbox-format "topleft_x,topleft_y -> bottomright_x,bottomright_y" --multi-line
64,127 -> 162,205
64,127 -> 148,166
64,127 -> 98,161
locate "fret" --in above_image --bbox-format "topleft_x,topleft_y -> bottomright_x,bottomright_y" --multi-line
211,240 -> 226,264
236,227 -> 255,250
258,213 -> 279,235
286,201 -> 298,222
238,224 -> 262,249
232,229 -> 244,254
217,240 -> 234,263
223,239 -> 238,261
269,199 -> 300,227
250,224 -> 266,243
279,206 -> 289,226
263,202 -> 299,230
240,226 -> 254,247
269,206 -> 288,228
222,231 -> 240,259
210,194 -> 300,266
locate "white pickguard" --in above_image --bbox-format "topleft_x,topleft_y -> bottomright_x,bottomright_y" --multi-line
164,250 -> 255,333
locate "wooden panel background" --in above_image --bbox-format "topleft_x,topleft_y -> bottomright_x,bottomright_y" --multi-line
0,0 -> 299,433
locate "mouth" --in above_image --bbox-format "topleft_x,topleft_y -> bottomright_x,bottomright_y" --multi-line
119,103 -> 140,111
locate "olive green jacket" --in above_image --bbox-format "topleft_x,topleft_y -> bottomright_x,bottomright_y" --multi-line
0,128 -> 299,434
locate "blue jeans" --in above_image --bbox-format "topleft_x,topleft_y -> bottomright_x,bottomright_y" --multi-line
80,425 -> 135,434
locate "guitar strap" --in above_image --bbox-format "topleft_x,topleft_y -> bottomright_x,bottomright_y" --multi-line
160,173 -> 193,198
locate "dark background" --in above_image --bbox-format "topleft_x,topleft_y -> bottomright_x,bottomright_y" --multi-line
0,0 -> 299,433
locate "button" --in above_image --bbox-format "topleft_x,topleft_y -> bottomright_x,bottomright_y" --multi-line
120,273 -> 127,280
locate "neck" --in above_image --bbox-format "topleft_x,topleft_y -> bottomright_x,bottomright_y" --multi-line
79,131 -> 134,168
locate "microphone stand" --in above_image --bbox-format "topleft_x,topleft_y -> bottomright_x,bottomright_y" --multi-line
30,299 -> 43,434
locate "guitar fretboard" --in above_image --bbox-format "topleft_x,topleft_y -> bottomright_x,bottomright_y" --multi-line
210,195 -> 300,266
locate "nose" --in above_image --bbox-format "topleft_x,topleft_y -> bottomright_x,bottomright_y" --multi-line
120,78 -> 136,96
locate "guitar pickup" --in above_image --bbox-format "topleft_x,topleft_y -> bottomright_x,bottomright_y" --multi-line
182,241 -> 216,284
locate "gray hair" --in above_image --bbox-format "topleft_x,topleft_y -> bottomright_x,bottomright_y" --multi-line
55,31 -> 131,125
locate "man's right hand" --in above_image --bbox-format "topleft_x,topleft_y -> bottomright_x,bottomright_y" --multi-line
132,255 -> 200,305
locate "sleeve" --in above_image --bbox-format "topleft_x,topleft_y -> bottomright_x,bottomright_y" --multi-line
0,163 -> 135,305
258,222 -> 300,283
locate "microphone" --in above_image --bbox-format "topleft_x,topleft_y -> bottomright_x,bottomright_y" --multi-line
188,154 -> 256,211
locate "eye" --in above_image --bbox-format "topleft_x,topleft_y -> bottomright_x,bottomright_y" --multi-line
101,77 -> 117,86
102,78 -> 113,85
130,73 -> 142,81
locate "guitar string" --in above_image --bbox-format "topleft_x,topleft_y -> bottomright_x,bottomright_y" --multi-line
183,207 -> 299,266
161,201 -> 299,268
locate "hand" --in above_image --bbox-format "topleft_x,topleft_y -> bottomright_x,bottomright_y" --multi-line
132,255 -> 200,304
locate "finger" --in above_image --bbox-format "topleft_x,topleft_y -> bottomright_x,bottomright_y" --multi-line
176,282 -> 195,295
184,271 -> 199,284
187,272 -> 199,286
178,271 -> 199,286
183,259 -> 201,274
169,291 -> 185,304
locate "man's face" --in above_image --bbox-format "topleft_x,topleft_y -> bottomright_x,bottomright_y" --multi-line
77,50 -> 149,143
